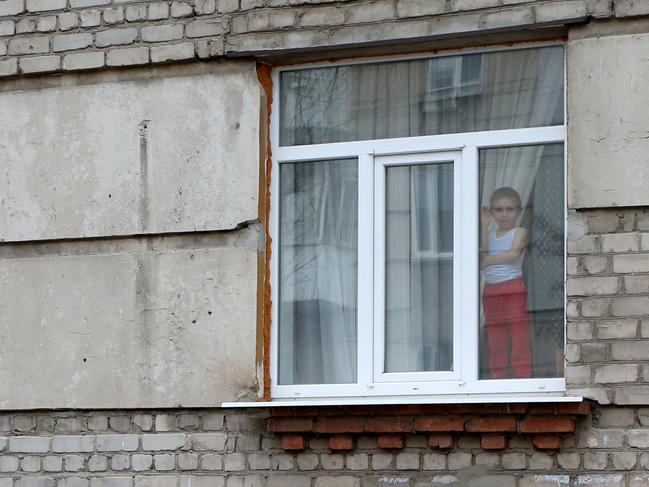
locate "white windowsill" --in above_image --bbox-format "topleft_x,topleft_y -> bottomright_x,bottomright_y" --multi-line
222,393 -> 583,408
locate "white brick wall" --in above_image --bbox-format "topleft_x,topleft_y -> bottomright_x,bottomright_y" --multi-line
566,209 -> 649,403
0,0 -> 622,78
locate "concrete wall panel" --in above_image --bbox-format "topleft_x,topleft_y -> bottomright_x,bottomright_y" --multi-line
0,61 -> 260,242
568,34 -> 649,208
0,238 -> 258,409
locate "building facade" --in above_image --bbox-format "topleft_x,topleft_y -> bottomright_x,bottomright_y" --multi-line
1,0 -> 649,485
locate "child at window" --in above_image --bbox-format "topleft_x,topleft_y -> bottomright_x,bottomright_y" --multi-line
480,187 -> 532,379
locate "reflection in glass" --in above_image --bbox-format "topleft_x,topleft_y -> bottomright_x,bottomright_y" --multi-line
385,163 -> 453,373
280,46 -> 564,146
278,159 -> 358,385
478,144 -> 564,379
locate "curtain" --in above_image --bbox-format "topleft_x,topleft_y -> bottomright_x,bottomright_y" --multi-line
479,47 -> 565,211
279,160 -> 358,384
385,164 -> 453,372
280,46 -> 564,146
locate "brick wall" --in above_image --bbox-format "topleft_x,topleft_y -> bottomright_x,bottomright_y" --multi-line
0,0 -> 624,78
566,208 -> 649,405
0,406 -> 648,486
2,0 -> 649,485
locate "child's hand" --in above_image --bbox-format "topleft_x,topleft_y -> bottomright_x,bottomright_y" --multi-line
481,207 -> 493,228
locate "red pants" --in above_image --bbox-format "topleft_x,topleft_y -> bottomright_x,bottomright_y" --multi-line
483,278 -> 532,379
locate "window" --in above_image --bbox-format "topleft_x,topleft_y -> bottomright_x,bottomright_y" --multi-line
270,45 -> 566,400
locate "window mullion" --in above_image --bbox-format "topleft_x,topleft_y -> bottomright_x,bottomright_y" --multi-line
372,154 -> 386,384
460,146 -> 480,384
357,152 -> 374,388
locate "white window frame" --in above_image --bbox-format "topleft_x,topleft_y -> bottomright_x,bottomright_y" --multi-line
269,43 -> 567,402
373,151 -> 463,385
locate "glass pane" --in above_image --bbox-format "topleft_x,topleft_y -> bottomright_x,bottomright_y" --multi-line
385,163 -> 453,373
278,159 -> 358,384
478,144 -> 564,379
280,46 -> 564,146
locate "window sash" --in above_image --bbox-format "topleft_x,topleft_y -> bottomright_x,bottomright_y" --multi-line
373,151 -> 464,384
270,126 -> 566,399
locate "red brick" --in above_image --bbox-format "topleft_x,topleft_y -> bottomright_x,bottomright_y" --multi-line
268,417 -> 314,433
415,416 -> 465,432
271,408 -> 295,417
419,405 -> 447,414
345,406 -> 373,416
320,406 -> 348,416
365,417 -> 413,433
466,417 -> 517,433
315,418 -> 363,434
328,435 -> 354,451
529,405 -> 556,415
370,406 -> 400,416
281,435 -> 306,450
474,404 -> 527,415
557,402 -> 591,416
271,407 -> 318,417
481,434 -> 506,450
377,435 -> 404,449
447,404 -> 473,414
428,433 -> 454,449
397,405 -> 424,415
519,417 -> 576,434
533,435 -> 562,450
292,407 -> 319,417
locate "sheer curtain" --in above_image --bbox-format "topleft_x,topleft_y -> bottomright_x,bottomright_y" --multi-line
279,160 -> 358,384
385,164 -> 453,372
280,46 -> 564,146
479,48 -> 565,210
278,47 -> 564,383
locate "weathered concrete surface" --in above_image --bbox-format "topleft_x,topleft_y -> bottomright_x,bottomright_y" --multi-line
0,61 -> 260,242
568,33 -> 649,208
0,229 -> 258,409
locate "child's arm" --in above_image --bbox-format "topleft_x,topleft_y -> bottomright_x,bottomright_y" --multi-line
481,228 -> 528,268
479,208 -> 492,258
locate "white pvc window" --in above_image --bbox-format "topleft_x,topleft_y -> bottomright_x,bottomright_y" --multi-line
270,44 -> 566,401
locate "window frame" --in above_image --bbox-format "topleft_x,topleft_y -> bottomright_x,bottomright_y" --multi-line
269,42 -> 568,401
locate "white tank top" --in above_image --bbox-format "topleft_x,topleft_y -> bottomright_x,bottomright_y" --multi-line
484,228 -> 524,284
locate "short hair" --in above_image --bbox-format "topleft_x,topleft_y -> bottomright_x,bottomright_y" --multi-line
490,187 -> 522,208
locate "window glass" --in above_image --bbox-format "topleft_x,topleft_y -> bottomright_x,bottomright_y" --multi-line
385,163 -> 454,372
280,46 -> 564,146
278,159 -> 358,384
478,144 -> 564,379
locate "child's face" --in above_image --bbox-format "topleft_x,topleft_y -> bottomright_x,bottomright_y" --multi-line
490,196 -> 521,230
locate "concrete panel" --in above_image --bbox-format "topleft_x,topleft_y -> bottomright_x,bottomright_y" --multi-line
568,34 -> 649,208
0,235 -> 258,409
0,61 -> 260,242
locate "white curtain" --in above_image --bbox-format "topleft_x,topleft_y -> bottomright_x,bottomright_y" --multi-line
479,48 -> 565,212
279,160 -> 358,384
385,164 -> 453,372
280,47 -> 564,146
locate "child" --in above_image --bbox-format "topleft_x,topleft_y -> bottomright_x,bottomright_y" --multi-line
480,187 -> 532,379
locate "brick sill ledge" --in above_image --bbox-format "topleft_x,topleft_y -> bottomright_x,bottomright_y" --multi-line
225,397 -> 590,452
222,394 -> 582,408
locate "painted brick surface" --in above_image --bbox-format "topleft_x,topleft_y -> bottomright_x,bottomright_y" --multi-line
0,0 -> 623,78
566,209 -> 649,404
4,407 -> 647,484
0,0 -> 648,485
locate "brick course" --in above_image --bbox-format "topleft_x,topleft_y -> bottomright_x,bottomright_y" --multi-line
0,0 -> 648,484
566,209 -> 649,404
0,0 -> 631,78
0,403 -> 630,485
